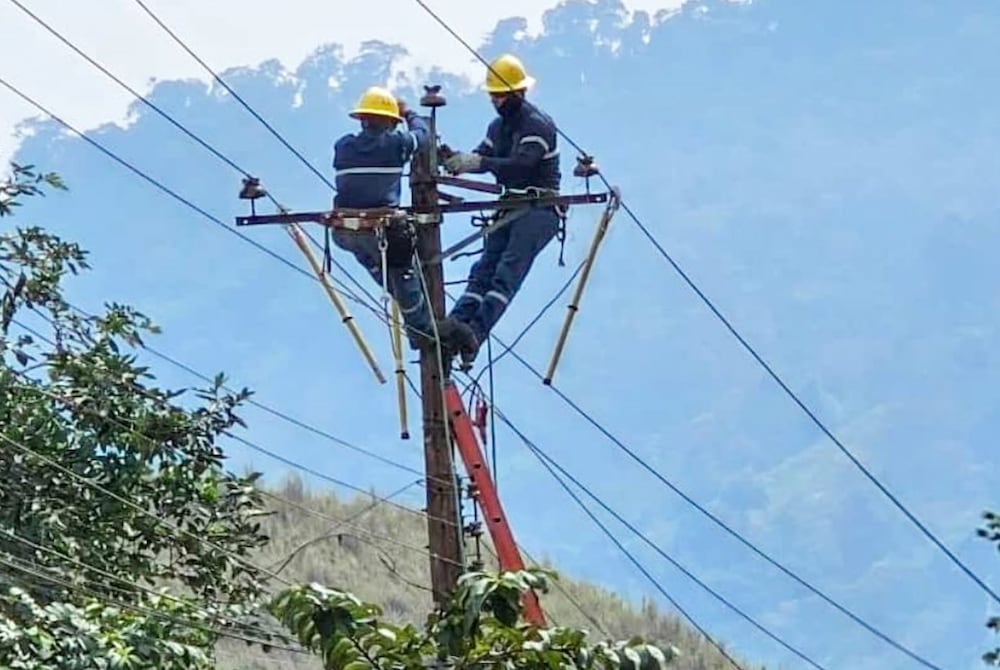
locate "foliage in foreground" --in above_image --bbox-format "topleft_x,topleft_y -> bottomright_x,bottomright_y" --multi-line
270,569 -> 678,670
0,163 -> 284,668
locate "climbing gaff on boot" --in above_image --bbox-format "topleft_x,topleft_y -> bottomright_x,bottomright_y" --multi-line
543,187 -> 622,386
389,300 -> 410,440
285,223 -> 387,385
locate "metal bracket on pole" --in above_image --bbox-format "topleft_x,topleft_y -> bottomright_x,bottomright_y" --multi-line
284,223 -> 387,384
543,187 -> 622,386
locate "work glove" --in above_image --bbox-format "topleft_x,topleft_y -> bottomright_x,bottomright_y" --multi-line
444,151 -> 482,175
397,100 -> 409,118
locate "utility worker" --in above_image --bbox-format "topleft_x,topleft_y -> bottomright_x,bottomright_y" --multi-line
331,86 -> 436,350
439,54 -> 561,365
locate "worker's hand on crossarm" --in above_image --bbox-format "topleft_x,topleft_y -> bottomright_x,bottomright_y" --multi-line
444,151 -> 482,174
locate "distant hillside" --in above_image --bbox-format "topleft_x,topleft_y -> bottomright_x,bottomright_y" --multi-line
217,474 -> 761,670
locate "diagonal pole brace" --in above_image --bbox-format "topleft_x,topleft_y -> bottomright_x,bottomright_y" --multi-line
543,187 -> 621,385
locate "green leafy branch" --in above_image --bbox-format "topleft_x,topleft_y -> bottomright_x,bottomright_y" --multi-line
270,569 -> 679,670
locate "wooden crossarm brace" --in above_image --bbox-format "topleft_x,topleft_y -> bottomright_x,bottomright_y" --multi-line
390,300 -> 410,440
544,187 -> 622,385
284,223 -> 387,385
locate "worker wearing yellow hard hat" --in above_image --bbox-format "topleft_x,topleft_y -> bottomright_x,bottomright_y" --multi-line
330,85 -> 439,351
483,53 -> 537,93
438,54 -> 563,368
348,85 -> 404,121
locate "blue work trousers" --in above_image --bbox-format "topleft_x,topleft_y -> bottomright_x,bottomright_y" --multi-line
331,230 -> 433,348
449,206 -> 560,342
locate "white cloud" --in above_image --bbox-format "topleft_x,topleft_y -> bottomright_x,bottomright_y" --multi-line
0,0 -> 683,161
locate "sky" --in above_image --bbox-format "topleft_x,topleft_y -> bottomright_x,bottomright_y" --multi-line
3,1 -> 1000,669
0,0 -> 678,158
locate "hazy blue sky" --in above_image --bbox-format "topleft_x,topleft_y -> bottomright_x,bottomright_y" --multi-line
5,1 -> 999,669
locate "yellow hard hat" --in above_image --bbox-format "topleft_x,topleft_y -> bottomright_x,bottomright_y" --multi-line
484,54 -> 535,93
350,86 -> 401,121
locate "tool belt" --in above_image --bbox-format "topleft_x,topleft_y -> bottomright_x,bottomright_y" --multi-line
494,186 -> 564,222
330,215 -> 415,269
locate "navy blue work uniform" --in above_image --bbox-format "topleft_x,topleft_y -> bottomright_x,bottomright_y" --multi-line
449,99 -> 562,344
331,110 -> 431,348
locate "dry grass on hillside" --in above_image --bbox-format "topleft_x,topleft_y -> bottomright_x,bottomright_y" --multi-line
216,474 -> 759,670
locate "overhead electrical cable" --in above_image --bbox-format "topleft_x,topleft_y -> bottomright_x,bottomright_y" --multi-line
4,0 -> 380,313
491,408 -> 946,670
129,0 -> 336,192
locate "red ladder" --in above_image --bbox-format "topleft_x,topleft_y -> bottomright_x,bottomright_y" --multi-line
443,381 -> 546,627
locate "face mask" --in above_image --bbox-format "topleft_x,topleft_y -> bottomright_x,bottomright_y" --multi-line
494,93 -> 524,117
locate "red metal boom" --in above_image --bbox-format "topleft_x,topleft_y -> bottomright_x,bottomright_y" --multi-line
443,382 -> 546,627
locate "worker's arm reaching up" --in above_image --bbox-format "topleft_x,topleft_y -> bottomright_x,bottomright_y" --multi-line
396,101 -> 431,161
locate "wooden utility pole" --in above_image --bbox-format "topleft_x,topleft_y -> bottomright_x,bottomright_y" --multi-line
411,84 -> 464,607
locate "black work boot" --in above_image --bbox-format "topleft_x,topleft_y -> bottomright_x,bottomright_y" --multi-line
445,319 -> 480,370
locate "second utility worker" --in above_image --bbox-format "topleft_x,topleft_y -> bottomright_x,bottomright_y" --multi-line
439,53 -> 562,366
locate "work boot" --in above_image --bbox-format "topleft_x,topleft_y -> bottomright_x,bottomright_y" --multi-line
443,318 -> 480,369
433,318 -> 460,357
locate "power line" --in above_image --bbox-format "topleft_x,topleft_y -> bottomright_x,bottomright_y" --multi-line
0,527 -> 298,648
128,0 -> 336,192
0,75 -> 373,312
4,0 -> 381,314
7,0 -> 254,186
497,409 -> 952,670
451,386 -> 829,666
0,385 -> 459,575
406,0 -> 1000,607
6,307 -> 445,491
481,352 -> 950,669
0,552 -> 306,654
7,272 -> 920,668
225,431 -> 461,531
267,479 -> 423,576
6,317 -> 457,572
0,428 -> 294,586
622,196 -> 1000,603
2,339 -> 460,538
489,414 -> 748,670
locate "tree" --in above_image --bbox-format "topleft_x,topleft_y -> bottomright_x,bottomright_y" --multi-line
0,162 -> 284,667
0,163 -> 681,669
270,569 -> 679,670
979,511 -> 1000,666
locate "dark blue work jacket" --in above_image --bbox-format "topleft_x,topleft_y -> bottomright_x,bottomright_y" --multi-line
332,113 -> 430,208
473,103 -> 561,191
